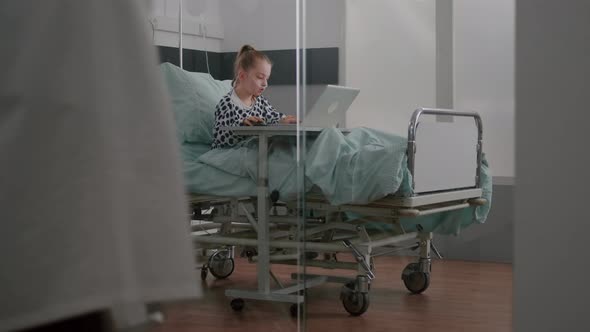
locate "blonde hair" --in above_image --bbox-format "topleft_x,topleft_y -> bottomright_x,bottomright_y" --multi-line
233,45 -> 272,86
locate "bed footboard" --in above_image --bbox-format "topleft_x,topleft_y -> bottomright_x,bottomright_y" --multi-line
407,107 -> 483,194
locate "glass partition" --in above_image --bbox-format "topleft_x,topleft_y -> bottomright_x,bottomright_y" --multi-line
297,0 -> 511,331
0,0 -> 510,331
147,0 -> 512,331
148,0 -> 307,330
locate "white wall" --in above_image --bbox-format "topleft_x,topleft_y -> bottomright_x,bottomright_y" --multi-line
345,0 -> 515,179
345,0 -> 437,135
220,0 -> 346,116
220,0 -> 344,52
147,0 -> 345,116
453,0 -> 515,178
220,0 -> 296,52
515,1 -> 590,330
148,0 -> 223,52
220,0 -> 296,115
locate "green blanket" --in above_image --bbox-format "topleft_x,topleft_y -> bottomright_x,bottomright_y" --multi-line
191,127 -> 492,235
196,127 -> 412,204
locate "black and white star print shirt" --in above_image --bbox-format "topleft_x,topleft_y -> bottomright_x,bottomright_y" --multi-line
211,89 -> 285,149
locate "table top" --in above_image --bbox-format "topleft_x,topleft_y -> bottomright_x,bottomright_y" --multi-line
219,125 -> 351,136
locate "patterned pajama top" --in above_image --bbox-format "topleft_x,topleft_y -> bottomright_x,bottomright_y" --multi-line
211,89 -> 285,149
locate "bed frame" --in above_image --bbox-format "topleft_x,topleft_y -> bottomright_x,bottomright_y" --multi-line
190,108 -> 486,316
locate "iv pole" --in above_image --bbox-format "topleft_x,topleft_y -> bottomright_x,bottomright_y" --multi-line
179,0 -> 183,69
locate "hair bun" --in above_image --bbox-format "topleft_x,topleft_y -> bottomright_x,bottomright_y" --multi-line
233,44 -> 271,84
238,44 -> 255,56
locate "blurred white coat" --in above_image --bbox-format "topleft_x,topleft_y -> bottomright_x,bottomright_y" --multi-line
0,1 -> 199,330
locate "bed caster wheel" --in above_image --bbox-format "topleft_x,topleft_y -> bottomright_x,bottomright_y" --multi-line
340,281 -> 370,316
230,298 -> 245,312
402,263 -> 431,294
290,303 -> 303,318
200,265 -> 208,281
208,250 -> 235,279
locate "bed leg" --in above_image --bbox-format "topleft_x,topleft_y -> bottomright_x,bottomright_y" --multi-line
401,233 -> 432,294
418,232 -> 433,273
430,241 -> 443,259
343,240 -> 375,280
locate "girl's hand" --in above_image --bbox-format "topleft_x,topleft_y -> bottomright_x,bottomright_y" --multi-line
243,116 -> 264,126
279,115 -> 297,124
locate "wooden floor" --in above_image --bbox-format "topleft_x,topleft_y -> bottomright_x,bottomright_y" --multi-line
149,256 -> 512,332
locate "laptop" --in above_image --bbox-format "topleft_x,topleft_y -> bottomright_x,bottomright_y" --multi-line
302,85 -> 360,127
264,85 -> 360,128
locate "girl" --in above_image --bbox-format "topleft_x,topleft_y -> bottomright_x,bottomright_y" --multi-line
211,45 -> 296,149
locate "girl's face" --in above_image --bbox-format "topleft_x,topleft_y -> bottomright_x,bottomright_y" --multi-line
238,59 -> 272,97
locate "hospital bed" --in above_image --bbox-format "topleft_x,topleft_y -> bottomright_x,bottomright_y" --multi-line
189,107 -> 488,317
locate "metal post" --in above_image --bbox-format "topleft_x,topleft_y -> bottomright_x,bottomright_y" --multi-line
418,232 -> 433,273
257,133 -> 270,293
178,0 -> 183,69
